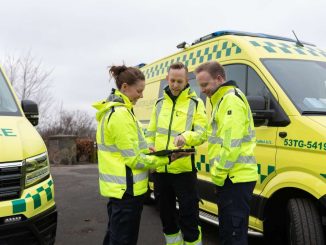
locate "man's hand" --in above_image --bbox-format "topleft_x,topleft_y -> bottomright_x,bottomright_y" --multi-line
149,146 -> 156,153
173,135 -> 186,148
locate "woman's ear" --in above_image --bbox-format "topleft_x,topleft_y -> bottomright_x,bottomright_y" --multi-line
121,82 -> 128,92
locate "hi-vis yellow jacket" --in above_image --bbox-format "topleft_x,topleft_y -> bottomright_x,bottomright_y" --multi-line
146,85 -> 207,174
208,81 -> 258,186
93,89 -> 169,199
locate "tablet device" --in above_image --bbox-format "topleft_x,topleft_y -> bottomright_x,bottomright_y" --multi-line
146,148 -> 195,156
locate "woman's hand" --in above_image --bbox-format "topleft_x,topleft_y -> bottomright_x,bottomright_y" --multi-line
149,146 -> 156,153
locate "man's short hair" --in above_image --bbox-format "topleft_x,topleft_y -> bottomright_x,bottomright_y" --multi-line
195,61 -> 226,80
168,62 -> 189,74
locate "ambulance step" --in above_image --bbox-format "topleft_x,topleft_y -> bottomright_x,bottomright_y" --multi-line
150,192 -> 263,237
198,209 -> 263,237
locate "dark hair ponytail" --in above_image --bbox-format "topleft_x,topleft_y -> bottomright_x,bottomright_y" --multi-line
109,65 -> 145,89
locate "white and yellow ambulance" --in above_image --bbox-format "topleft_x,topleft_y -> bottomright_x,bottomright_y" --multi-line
134,30 -> 326,244
0,65 -> 57,244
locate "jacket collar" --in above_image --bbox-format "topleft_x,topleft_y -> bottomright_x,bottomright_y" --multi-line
92,88 -> 133,122
210,80 -> 238,105
163,84 -> 196,102
107,88 -> 133,109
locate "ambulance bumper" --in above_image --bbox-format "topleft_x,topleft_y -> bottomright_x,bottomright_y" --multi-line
0,205 -> 57,245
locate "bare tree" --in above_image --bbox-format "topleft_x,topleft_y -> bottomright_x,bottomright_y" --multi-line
2,55 -> 20,87
40,107 -> 96,140
2,51 -> 54,126
2,52 -> 96,140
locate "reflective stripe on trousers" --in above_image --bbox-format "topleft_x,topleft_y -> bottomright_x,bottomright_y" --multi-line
184,226 -> 202,245
164,231 -> 183,245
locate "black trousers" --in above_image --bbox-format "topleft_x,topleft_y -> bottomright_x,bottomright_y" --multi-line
216,177 -> 256,245
103,194 -> 144,245
154,172 -> 200,242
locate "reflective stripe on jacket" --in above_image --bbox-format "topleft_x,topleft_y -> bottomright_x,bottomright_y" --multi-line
208,81 -> 258,186
93,89 -> 169,199
146,86 -> 207,174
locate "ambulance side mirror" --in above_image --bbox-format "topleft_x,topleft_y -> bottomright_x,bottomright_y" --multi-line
21,100 -> 39,126
247,96 -> 274,126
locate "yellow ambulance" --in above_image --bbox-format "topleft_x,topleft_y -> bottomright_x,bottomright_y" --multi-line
0,65 -> 57,244
134,30 -> 326,244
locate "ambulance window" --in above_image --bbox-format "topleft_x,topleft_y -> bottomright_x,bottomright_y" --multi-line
158,79 -> 168,98
224,64 -> 246,93
263,59 -> 326,113
247,67 -> 270,98
0,70 -> 21,116
188,72 -> 205,101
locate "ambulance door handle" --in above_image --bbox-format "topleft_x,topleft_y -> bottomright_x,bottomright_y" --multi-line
279,132 -> 287,138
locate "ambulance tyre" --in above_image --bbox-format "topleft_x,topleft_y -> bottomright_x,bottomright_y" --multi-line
287,198 -> 325,245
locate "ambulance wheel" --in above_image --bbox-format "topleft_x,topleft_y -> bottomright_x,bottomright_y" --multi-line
287,198 -> 325,245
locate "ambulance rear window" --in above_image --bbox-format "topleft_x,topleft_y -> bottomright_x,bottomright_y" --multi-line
263,59 -> 326,114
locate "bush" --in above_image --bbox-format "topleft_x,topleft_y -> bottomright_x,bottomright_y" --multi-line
76,138 -> 96,162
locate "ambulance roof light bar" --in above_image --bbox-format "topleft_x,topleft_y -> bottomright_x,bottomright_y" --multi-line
135,63 -> 147,68
192,30 -> 315,46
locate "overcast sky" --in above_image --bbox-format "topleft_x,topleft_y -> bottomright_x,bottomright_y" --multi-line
0,0 -> 325,116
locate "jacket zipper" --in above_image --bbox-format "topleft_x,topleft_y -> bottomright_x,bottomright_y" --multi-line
165,100 -> 176,173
